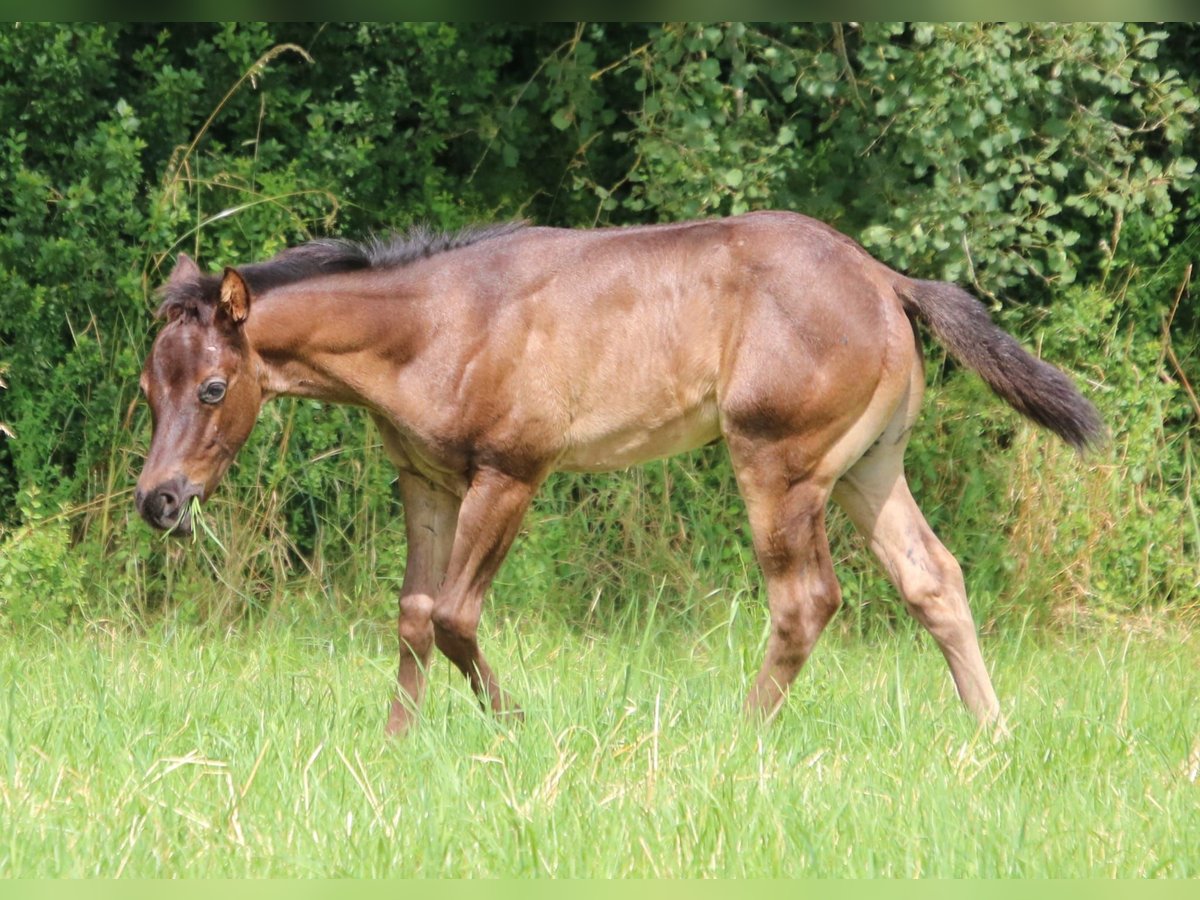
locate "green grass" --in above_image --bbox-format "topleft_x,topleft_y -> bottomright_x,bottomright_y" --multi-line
0,604 -> 1196,877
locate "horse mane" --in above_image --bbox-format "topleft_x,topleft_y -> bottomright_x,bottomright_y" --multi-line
155,220 -> 528,320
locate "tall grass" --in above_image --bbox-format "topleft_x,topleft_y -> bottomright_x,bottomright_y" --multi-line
0,605 -> 1196,877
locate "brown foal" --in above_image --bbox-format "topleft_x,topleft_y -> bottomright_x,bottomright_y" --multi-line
135,212 -> 1101,735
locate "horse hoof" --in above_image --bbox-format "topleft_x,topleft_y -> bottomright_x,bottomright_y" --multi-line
386,701 -> 418,737
497,705 -> 525,725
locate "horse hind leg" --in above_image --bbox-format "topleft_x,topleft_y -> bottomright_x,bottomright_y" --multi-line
832,435 -> 1006,732
727,435 -> 843,721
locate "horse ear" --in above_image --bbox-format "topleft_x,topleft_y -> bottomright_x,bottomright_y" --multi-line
218,267 -> 251,325
168,252 -> 201,286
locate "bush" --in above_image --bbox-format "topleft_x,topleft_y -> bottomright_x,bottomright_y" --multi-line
1,23 -> 1196,630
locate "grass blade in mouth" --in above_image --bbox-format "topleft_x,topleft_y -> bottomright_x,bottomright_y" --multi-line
188,495 -> 228,553
159,495 -> 228,554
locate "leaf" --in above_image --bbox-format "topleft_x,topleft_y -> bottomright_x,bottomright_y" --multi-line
551,107 -> 573,131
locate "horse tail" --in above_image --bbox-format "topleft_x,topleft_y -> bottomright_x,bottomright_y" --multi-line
897,278 -> 1104,452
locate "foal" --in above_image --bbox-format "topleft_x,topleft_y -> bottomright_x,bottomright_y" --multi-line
135,212 -> 1101,734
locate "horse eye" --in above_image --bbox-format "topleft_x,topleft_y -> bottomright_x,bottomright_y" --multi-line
199,379 -> 227,404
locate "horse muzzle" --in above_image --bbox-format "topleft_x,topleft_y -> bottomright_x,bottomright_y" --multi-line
135,474 -> 202,535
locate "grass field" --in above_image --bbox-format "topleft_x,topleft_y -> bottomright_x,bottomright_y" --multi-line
1,601 -> 1196,878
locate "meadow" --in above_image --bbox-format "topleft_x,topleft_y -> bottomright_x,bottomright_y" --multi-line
1,601 -> 1196,877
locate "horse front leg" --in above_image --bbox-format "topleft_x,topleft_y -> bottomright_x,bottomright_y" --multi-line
430,466 -> 540,720
387,471 -> 460,736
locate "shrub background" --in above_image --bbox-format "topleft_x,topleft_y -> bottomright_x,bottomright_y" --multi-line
0,22 -> 1196,628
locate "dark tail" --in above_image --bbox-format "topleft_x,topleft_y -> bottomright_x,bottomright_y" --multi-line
897,279 -> 1104,451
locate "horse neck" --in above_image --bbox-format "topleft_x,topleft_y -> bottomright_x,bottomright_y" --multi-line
244,281 -> 423,407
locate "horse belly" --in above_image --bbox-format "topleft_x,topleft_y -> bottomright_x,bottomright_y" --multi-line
557,398 -> 721,473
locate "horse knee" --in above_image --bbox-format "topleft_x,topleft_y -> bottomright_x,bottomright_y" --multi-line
398,592 -> 435,647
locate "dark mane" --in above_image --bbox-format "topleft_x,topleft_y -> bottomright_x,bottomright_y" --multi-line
360,221 -> 528,269
155,220 -> 528,321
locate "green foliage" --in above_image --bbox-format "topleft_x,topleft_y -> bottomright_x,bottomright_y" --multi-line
550,23 -> 1197,299
0,22 -> 1197,631
0,490 -> 85,627
845,23 -> 1197,294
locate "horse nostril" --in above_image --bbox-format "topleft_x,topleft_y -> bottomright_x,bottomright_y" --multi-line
157,488 -> 179,519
